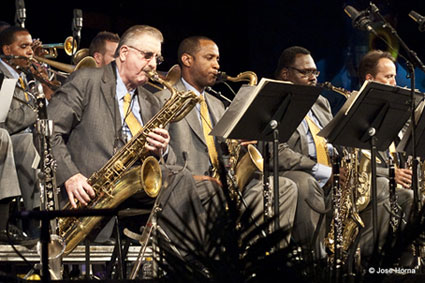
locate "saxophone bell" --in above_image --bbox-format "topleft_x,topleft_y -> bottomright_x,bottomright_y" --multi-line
235,144 -> 263,191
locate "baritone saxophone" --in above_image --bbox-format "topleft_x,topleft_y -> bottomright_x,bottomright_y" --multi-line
58,70 -> 200,255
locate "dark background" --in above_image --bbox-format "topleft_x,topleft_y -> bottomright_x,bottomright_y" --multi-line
2,0 -> 425,94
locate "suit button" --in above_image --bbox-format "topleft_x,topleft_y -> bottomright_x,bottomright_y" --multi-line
204,171 -> 209,176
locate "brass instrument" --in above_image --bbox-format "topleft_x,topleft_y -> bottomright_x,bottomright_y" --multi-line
149,64 -> 181,92
218,71 -> 264,202
325,148 -> 366,261
58,70 -> 200,255
317,82 -> 352,99
218,70 -> 258,86
227,140 -> 263,203
33,55 -> 97,74
72,48 -> 90,65
40,36 -> 77,58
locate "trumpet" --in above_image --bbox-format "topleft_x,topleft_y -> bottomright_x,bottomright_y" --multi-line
38,36 -> 77,58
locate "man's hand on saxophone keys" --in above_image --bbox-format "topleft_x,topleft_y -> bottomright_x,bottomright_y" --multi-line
146,128 -> 170,156
64,173 -> 96,208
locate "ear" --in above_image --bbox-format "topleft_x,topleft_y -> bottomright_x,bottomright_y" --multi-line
365,73 -> 374,81
118,46 -> 128,62
2,45 -> 10,55
93,52 -> 102,66
181,53 -> 192,68
280,68 -> 289,80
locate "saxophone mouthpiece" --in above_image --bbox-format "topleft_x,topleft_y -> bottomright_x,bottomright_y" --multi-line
216,71 -> 227,83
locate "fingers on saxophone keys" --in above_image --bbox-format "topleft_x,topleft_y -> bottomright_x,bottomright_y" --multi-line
146,136 -> 166,150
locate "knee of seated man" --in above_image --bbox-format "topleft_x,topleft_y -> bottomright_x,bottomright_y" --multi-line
277,176 -> 297,201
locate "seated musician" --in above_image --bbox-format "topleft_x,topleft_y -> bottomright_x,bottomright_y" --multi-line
273,46 -> 334,259
156,35 -> 298,247
47,25 -> 206,256
357,50 -> 414,261
0,26 -> 42,242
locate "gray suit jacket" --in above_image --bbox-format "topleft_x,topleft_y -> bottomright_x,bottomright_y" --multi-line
156,79 -> 226,176
47,62 -> 164,186
277,95 -> 333,174
0,61 -> 37,134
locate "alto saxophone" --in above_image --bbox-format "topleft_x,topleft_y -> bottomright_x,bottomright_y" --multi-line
58,70 -> 200,255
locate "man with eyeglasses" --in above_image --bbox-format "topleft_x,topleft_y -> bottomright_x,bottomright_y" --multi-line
47,25 -> 205,251
273,46 -> 333,259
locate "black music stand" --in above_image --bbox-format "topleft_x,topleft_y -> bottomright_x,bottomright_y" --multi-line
211,77 -> 321,233
318,80 -> 422,245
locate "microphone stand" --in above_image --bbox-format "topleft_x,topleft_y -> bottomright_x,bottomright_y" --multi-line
370,2 -> 425,263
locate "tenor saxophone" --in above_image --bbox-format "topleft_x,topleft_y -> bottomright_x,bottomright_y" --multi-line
217,71 -> 264,202
58,70 -> 200,255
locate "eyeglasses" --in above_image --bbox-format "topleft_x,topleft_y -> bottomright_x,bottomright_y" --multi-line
127,45 -> 164,65
288,66 -> 320,77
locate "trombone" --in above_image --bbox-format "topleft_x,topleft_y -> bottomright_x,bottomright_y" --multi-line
33,55 -> 97,74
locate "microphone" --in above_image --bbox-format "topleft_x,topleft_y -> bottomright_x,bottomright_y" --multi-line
205,86 -> 232,104
409,10 -> 425,32
344,5 -> 375,33
15,0 -> 26,28
72,9 -> 83,49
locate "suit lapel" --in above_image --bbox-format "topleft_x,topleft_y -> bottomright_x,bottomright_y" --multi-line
100,64 -> 122,137
136,87 -> 155,125
175,80 -> 206,145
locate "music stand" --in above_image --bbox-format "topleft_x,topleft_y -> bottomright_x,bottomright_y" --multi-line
318,80 -> 422,245
211,77 -> 322,233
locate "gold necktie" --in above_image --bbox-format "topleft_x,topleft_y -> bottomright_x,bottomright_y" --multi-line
123,93 -> 142,136
199,96 -> 219,173
18,77 -> 29,102
305,115 -> 330,167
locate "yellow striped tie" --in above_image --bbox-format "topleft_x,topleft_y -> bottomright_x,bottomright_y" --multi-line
305,115 -> 330,167
123,93 -> 142,136
199,95 -> 219,174
18,77 -> 29,101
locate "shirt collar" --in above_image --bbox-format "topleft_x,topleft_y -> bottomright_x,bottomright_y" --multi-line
115,65 -> 135,100
181,77 -> 204,98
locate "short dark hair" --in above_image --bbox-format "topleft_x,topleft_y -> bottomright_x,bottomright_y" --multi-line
358,50 -> 395,84
177,36 -> 213,66
0,26 -> 29,54
89,31 -> 120,56
274,46 -> 311,79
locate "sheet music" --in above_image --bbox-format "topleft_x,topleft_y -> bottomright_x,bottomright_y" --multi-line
211,77 -> 320,141
0,78 -> 17,123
